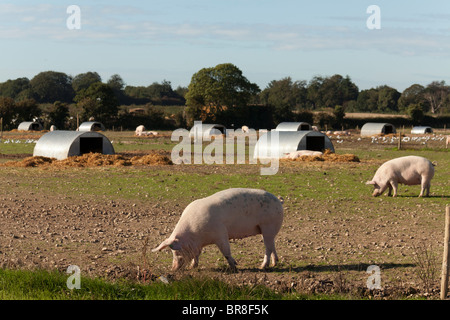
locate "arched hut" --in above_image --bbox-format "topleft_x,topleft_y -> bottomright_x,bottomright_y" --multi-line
189,123 -> 227,140
254,130 -> 334,159
77,121 -> 105,132
360,123 -> 396,136
275,122 -> 312,131
411,126 -> 433,134
33,131 -> 115,160
18,121 -> 43,131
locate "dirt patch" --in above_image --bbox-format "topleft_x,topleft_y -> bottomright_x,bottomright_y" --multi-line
0,153 -> 33,159
0,182 -> 443,300
0,151 -> 173,168
129,154 -> 173,166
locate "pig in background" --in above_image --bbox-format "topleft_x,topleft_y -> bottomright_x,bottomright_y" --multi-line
366,155 -> 435,197
152,188 -> 284,272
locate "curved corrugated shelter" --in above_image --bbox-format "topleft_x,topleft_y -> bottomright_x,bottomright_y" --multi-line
254,130 -> 334,159
189,123 -> 227,140
78,121 -> 105,132
275,122 -> 312,131
360,122 -> 396,136
33,131 -> 115,160
411,126 -> 433,134
18,121 -> 43,131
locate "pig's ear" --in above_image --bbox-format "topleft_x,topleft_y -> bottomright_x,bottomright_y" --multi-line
152,238 -> 174,252
152,238 -> 182,252
366,181 -> 376,185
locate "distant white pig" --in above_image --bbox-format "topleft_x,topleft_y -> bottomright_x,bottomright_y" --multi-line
366,156 -> 435,197
152,188 -> 284,271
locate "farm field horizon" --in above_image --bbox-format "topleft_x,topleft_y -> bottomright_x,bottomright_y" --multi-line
0,129 -> 449,300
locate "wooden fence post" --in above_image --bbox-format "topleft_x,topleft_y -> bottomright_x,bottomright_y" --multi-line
440,206 -> 450,300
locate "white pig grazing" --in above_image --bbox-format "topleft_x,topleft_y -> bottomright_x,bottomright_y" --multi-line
152,188 -> 284,271
366,156 -> 435,197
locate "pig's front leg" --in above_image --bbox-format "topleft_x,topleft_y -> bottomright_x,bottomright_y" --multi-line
216,238 -> 237,272
390,181 -> 398,197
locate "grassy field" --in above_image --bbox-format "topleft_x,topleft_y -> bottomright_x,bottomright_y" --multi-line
0,129 -> 449,300
0,268 -> 297,300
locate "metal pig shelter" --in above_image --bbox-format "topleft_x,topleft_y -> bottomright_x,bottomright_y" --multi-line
18,121 -> 43,131
275,122 -> 312,131
33,131 -> 115,160
78,121 -> 105,131
189,123 -> 227,140
254,130 -> 334,159
360,122 -> 396,136
411,126 -> 433,134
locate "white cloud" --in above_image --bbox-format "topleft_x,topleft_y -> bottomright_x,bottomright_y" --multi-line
0,3 -> 449,59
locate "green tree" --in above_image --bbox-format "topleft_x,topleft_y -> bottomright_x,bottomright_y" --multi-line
48,101 -> 69,129
185,63 -> 260,124
423,81 -> 450,114
147,80 -> 172,99
377,85 -> 400,113
107,74 -> 125,91
123,80 -> 185,106
408,103 -> 425,124
398,84 -> 427,113
146,80 -> 185,105
260,77 -> 306,108
123,85 -> 151,100
175,86 -> 188,99
306,76 -> 324,109
260,77 -> 308,123
356,88 -> 379,112
107,74 -> 127,104
294,110 -> 314,124
30,71 -> 75,103
0,97 -> 16,130
321,75 -> 359,109
14,99 -> 41,126
74,82 -> 119,125
333,105 -> 346,128
306,74 -> 358,110
314,111 -> 335,130
0,78 -> 31,100
72,72 -> 102,93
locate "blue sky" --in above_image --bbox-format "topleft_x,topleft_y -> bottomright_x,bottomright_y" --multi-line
0,1 -> 449,92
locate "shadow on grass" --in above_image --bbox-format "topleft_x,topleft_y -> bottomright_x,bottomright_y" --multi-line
227,262 -> 416,274
389,194 -> 450,199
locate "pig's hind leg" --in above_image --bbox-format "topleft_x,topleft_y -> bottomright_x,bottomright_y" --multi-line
389,181 -> 398,197
260,224 -> 280,269
419,179 -> 431,197
261,235 -> 278,269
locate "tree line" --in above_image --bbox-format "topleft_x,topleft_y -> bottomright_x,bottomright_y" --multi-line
0,71 -> 186,130
0,71 -> 187,106
184,63 -> 450,129
0,65 -> 449,131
